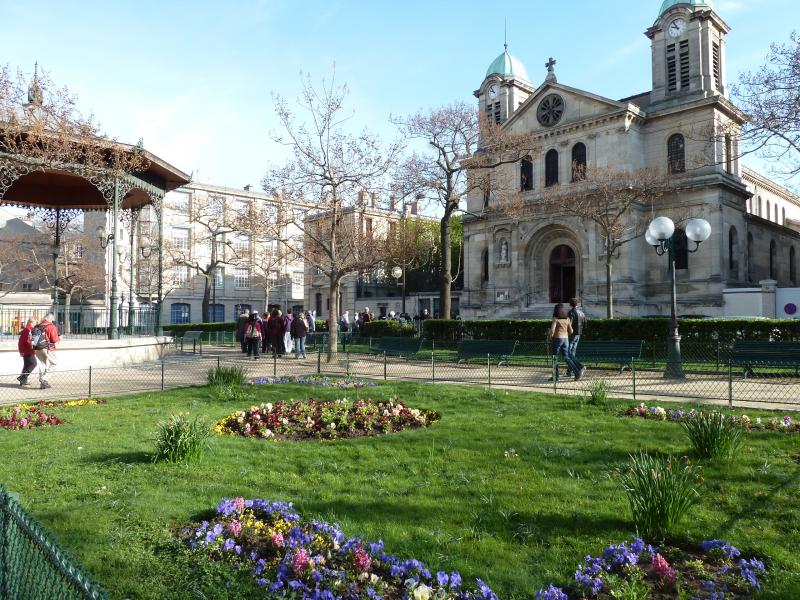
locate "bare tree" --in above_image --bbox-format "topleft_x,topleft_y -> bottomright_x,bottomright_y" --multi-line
393,104 -> 540,320
262,72 -> 401,359
731,32 -> 800,179
542,166 -> 671,318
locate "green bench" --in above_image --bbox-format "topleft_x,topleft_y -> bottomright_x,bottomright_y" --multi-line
732,341 -> 800,377
457,339 -> 517,365
372,336 -> 423,357
572,340 -> 643,373
177,330 -> 204,353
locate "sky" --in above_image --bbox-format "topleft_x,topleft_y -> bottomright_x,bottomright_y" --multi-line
0,0 -> 796,190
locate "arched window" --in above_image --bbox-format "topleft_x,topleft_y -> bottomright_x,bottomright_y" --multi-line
674,228 -> 689,270
481,249 -> 489,285
747,232 -> 755,282
520,156 -> 533,191
758,196 -> 763,217
783,207 -> 787,226
668,134 -> 686,174
571,143 -> 587,181
171,303 -> 191,325
728,226 -> 738,277
210,303 -> 225,322
791,247 -> 797,285
767,201 -> 771,222
545,149 -> 559,187
483,175 -> 490,208
770,239 -> 777,280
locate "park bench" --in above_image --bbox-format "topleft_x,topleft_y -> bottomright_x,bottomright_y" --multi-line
372,336 -> 424,357
177,330 -> 204,354
457,339 -> 517,366
731,341 -> 800,378
572,340 -> 643,373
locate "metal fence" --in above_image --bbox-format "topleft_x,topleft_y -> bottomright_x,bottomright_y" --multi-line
0,306 -> 159,338
0,486 -> 107,599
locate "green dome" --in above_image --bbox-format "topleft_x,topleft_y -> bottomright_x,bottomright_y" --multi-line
659,0 -> 712,16
485,49 -> 529,81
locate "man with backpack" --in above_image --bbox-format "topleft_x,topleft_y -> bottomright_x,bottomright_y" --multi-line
17,317 -> 37,386
33,313 -> 60,389
566,298 -> 586,377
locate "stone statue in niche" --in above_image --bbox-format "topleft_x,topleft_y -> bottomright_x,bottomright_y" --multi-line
500,239 -> 509,263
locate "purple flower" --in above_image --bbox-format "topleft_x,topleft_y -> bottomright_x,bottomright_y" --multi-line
700,539 -> 741,559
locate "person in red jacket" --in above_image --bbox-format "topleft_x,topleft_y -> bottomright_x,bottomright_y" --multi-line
36,313 -> 60,389
244,312 -> 263,360
17,317 -> 37,386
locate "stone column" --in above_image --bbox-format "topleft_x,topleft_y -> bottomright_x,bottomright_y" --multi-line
759,279 -> 778,318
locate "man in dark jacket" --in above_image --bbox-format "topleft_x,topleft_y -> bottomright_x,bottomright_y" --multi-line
567,298 -> 586,376
290,311 -> 308,358
236,311 -> 249,353
17,317 -> 37,386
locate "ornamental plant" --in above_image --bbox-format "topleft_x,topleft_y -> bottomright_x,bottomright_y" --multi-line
152,413 -> 210,463
620,452 -> 701,540
207,365 -> 246,387
183,497 -> 498,599
252,375 -> 377,389
0,404 -> 63,430
680,411 -> 745,461
623,403 -> 800,434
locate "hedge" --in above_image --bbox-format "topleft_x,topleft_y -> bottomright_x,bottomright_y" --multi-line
360,320 -> 416,338
422,318 -> 800,346
166,322 -> 236,335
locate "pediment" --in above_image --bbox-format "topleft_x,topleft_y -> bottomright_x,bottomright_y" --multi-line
505,82 -> 631,134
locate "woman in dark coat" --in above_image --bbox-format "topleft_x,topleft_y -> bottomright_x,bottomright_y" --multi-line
267,309 -> 285,356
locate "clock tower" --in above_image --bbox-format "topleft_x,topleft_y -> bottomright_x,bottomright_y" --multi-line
646,0 -> 730,105
475,45 -> 534,124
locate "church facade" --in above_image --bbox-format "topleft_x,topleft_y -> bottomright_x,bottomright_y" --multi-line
462,0 -> 800,319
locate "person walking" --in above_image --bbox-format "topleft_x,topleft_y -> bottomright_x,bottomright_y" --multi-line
282,309 -> 294,356
291,310 -> 308,358
268,309 -> 285,356
34,313 -> 60,389
244,313 -> 263,359
548,303 -> 584,381
566,298 -> 587,377
261,310 -> 271,354
17,317 -> 37,386
236,311 -> 250,353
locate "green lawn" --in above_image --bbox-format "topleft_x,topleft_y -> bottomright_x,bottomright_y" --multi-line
1,382 -> 799,599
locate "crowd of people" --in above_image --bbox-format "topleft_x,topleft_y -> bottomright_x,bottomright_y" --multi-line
236,308 -> 315,360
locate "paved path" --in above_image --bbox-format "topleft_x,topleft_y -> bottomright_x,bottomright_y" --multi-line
1,346 -> 798,411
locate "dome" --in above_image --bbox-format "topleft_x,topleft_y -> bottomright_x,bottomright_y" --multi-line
485,49 -> 529,81
658,0 -> 712,16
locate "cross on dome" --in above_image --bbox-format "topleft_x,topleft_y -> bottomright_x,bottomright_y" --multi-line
545,57 -> 557,83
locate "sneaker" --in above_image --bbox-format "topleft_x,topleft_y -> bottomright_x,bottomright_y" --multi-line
40,381 -> 51,389
576,367 -> 587,381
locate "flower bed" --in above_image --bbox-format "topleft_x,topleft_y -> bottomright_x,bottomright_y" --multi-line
183,497 -> 497,600
623,403 -> 799,433
536,538 -> 765,599
252,375 -> 377,389
0,404 -> 63,430
215,397 -> 439,440
34,398 -> 108,409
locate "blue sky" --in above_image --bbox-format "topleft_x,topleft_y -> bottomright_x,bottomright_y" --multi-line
0,0 -> 795,188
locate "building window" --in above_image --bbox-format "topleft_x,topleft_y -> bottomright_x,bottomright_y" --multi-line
520,156 -> 534,191
210,303 -> 225,322
22,283 -> 34,292
783,207 -> 787,226
791,247 -> 797,285
483,176 -> 491,208
767,201 -> 771,222
235,268 -> 250,289
747,232 -> 754,282
679,40 -> 690,89
233,233 -> 250,255
291,272 -> 304,287
674,228 -> 689,270
170,192 -> 189,213
757,196 -> 763,217
728,226 -> 738,277
713,42 -> 722,92
770,239 -> 777,280
365,218 -> 373,239
725,134 -> 733,173
264,203 -> 277,222
73,243 -> 84,259
235,303 -> 252,316
666,43 -> 677,92
172,265 -> 189,287
170,303 -> 191,325
571,143 -> 587,181
481,249 -> 489,285
545,149 -> 559,187
171,227 -> 189,250
668,134 -> 686,174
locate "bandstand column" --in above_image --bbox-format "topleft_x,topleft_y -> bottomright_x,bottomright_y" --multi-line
109,180 -> 120,340
154,192 -> 165,336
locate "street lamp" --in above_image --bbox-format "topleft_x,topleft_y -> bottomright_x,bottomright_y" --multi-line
391,265 -> 406,315
97,225 -> 120,339
646,216 -> 712,379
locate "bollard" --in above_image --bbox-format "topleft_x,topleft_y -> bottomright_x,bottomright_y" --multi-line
88,365 -> 92,398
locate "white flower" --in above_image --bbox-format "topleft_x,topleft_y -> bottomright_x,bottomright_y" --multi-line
262,429 -> 274,438
265,403 -> 273,413
330,422 -> 337,430
281,418 -> 289,425
413,584 -> 432,600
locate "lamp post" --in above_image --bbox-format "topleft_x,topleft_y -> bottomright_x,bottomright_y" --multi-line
140,244 -> 156,334
391,265 -> 406,315
96,225 -> 117,339
646,216 -> 712,379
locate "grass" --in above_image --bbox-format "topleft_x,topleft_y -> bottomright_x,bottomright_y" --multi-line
0,382 -> 799,599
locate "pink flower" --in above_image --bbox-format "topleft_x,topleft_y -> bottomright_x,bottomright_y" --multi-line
271,532 -> 284,547
292,548 -> 310,573
19,418 -> 28,428
227,520 -> 242,537
232,497 -> 245,513
651,553 -> 676,585
12,406 -> 21,414
354,546 -> 372,572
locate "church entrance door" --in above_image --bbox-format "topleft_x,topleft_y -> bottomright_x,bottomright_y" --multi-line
549,245 -> 576,303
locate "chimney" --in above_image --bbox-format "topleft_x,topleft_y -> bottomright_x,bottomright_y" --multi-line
411,201 -> 418,216
389,195 -> 397,212
358,191 -> 366,206
244,184 -> 251,192
370,193 -> 377,208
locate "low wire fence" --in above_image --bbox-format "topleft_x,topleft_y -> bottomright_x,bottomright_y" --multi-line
0,486 -> 107,599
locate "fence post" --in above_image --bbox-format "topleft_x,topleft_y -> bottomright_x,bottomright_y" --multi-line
728,359 -> 733,408
88,365 -> 92,398
317,348 -> 322,375
553,355 -> 558,395
217,356 -> 220,371
383,351 -> 387,380
161,359 -> 165,391
273,353 -> 277,379
631,360 -> 636,401
716,341 -> 721,372
369,337 -> 372,352
487,353 -> 491,388
431,351 -> 435,383
346,352 -> 351,377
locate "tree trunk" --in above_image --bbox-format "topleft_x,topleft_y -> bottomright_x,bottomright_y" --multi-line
263,283 -> 271,314
606,257 -> 614,319
201,277 -> 211,323
63,292 -> 72,334
439,212 -> 453,320
327,275 -> 340,362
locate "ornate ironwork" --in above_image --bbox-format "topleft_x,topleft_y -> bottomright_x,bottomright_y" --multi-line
29,206 -> 83,244
120,206 -> 141,234
537,94 -> 565,127
0,157 -> 32,199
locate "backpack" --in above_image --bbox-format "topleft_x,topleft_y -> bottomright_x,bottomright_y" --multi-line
30,324 -> 50,350
245,323 -> 261,340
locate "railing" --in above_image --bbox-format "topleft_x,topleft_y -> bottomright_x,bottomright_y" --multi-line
0,486 -> 107,599
0,306 -> 159,338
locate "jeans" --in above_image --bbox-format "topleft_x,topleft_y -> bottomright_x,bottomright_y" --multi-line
552,338 -> 581,380
246,338 -> 260,358
294,337 -> 306,357
567,335 -> 584,373
19,354 -> 36,382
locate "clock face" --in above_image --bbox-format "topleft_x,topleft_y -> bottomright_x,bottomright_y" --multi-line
668,18 -> 687,38
537,94 -> 565,127
487,84 -> 498,100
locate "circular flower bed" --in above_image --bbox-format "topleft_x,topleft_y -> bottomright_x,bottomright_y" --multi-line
252,375 -> 377,389
35,398 -> 108,409
0,404 -> 63,430
536,538 -> 765,599
623,403 -> 799,434
215,397 -> 439,440
183,497 -> 497,600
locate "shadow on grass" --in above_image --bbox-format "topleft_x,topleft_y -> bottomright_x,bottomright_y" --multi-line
83,451 -> 152,465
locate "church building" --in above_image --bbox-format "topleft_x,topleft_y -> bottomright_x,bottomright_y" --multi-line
462,0 -> 800,319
